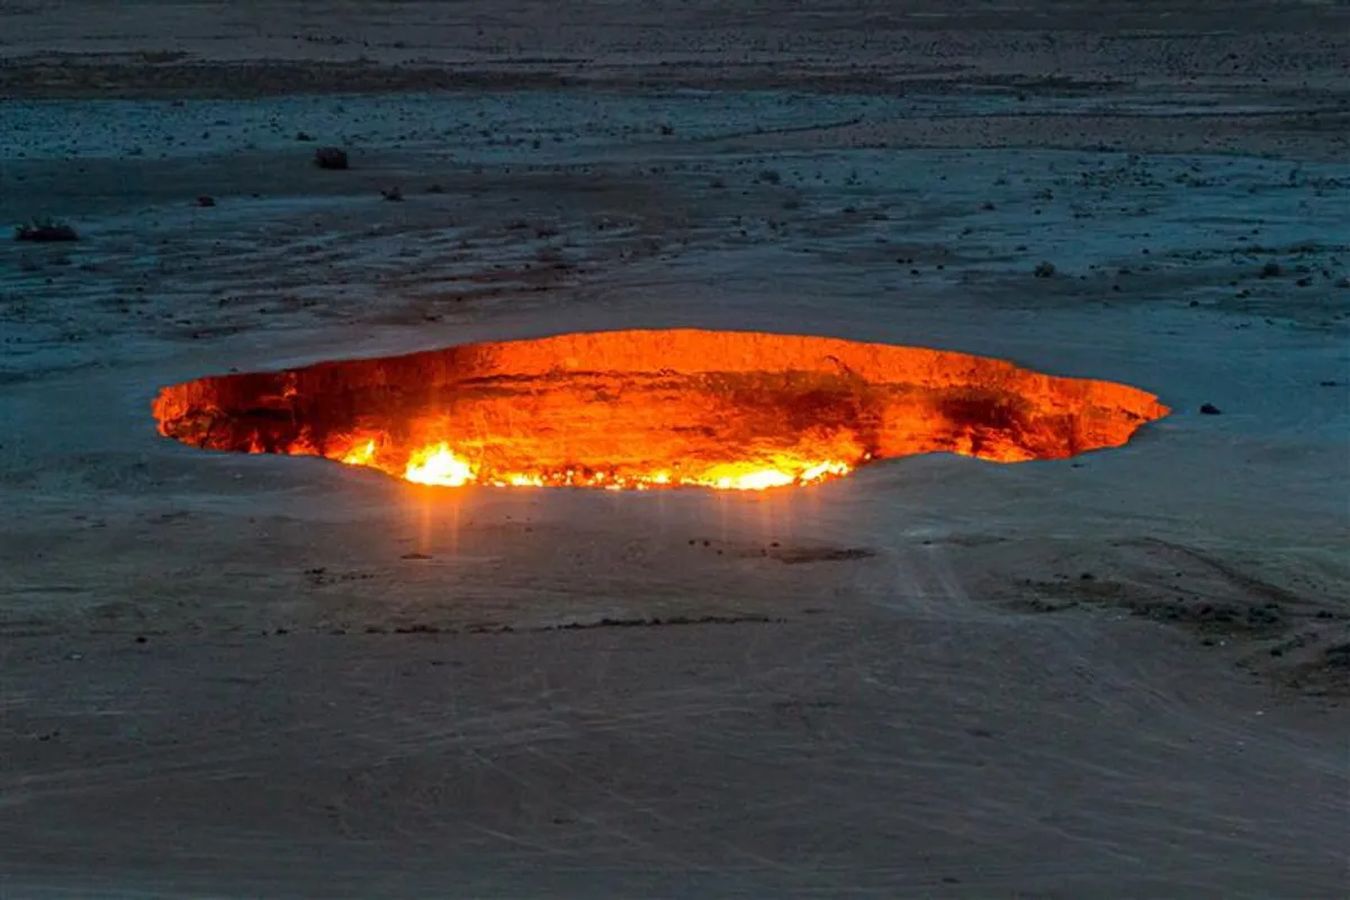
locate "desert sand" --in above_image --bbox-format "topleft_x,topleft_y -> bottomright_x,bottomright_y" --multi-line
1,2 -> 1347,896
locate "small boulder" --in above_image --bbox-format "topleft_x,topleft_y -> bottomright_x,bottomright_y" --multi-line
195,195 -> 216,207
1033,260 -> 1056,278
314,147 -> 349,170
1200,403 -> 1222,415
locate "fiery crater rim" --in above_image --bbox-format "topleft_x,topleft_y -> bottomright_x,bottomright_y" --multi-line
151,328 -> 1171,491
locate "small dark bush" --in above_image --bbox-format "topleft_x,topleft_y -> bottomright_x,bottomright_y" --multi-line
314,147 -> 349,170
15,219 -> 78,242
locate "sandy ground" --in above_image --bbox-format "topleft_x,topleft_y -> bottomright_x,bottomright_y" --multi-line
1,2 -> 1348,897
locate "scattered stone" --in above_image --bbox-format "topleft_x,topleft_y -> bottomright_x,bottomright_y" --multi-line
400,551 -> 431,560
1295,276 -> 1311,287
1200,403 -> 1222,415
381,186 -> 404,202
1247,605 -> 1282,627
425,183 -> 445,194
195,195 -> 216,207
1324,642 -> 1350,668
15,219 -> 78,242
1259,261 -> 1282,278
314,147 -> 348,170
757,168 -> 782,185
773,547 -> 875,564
660,123 -> 674,135
1034,260 -> 1056,278
296,131 -> 314,142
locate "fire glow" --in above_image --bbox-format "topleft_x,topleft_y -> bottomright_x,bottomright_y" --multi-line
151,329 -> 1170,491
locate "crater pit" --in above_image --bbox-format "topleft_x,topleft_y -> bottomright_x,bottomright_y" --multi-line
152,329 -> 1170,490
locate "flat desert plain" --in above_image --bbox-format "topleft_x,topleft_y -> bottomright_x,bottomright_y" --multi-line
1,2 -> 1347,896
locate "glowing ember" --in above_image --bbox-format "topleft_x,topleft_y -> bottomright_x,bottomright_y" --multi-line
152,329 -> 1170,491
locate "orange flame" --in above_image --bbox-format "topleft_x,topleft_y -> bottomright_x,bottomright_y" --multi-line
151,329 -> 1169,491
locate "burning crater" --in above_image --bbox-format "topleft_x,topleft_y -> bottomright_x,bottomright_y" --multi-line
152,329 -> 1169,491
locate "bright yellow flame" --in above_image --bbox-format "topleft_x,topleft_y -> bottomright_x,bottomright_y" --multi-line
340,439 -> 377,466
799,460 -> 852,483
404,443 -> 476,486
701,465 -> 796,491
333,438 -> 850,492
693,458 -> 852,491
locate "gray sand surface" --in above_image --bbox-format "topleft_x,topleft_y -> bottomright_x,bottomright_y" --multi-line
1,2 -> 1347,896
